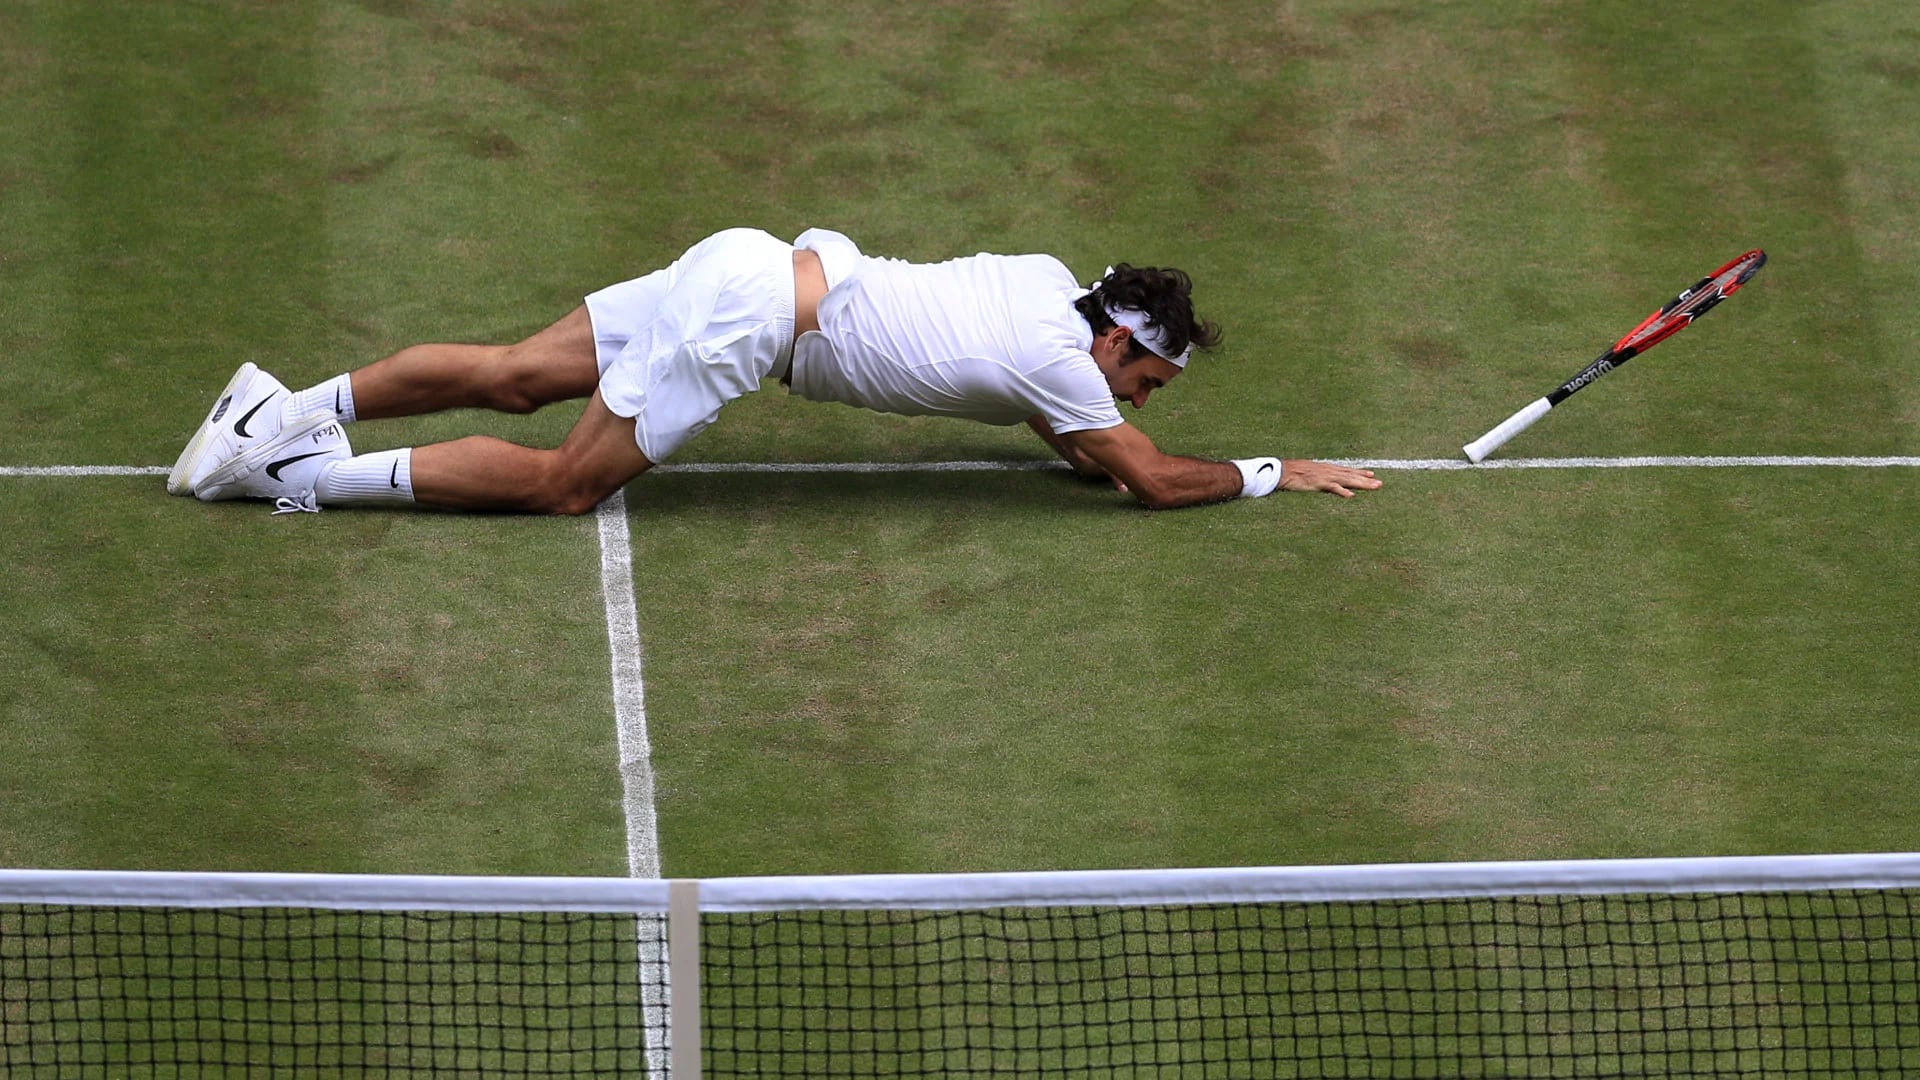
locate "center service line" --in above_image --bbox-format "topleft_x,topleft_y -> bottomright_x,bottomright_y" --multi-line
594,490 -> 661,881
593,492 -> 673,1080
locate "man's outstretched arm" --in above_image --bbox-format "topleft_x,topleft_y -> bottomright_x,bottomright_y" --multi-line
1061,421 -> 1382,509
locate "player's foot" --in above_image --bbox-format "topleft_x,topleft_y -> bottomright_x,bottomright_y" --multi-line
166,363 -> 291,496
192,412 -> 353,503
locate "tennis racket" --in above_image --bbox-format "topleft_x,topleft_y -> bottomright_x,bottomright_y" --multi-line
1463,249 -> 1767,463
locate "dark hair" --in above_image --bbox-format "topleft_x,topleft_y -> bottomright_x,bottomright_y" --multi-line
1073,263 -> 1224,362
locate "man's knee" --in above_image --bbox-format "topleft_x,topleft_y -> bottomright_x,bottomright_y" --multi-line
527,455 -> 629,516
547,484 -> 617,516
526,470 -> 615,516
520,386 -> 648,515
465,346 -> 598,415
483,314 -> 601,413
478,361 -> 555,414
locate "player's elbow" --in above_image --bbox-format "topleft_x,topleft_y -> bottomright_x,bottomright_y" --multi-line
1127,477 -> 1186,511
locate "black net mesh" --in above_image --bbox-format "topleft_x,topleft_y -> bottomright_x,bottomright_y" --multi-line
701,892 -> 1920,1078
6,889 -> 1919,1077
0,906 -> 666,1077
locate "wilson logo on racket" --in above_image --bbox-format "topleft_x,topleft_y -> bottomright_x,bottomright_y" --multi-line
1562,359 -> 1616,395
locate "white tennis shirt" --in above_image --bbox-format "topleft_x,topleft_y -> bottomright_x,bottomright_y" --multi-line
788,229 -> 1125,434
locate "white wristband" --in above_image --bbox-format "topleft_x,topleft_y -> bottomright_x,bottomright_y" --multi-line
1232,457 -> 1283,498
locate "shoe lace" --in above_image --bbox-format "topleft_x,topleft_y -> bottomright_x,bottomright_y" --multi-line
271,492 -> 321,515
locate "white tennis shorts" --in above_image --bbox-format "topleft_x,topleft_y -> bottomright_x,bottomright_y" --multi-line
585,228 -> 795,462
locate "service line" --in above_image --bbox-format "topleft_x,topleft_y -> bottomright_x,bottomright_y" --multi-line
6,456 -> 1919,480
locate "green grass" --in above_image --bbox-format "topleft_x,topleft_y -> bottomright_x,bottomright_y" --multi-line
0,485 -> 625,874
638,468 -> 1920,874
1,0 -> 1917,888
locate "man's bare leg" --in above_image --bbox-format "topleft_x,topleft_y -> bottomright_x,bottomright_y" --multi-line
283,306 -> 651,514
406,391 -> 652,515
342,306 -> 602,419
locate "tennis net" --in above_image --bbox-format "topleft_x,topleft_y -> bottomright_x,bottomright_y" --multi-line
5,854 -> 1919,1077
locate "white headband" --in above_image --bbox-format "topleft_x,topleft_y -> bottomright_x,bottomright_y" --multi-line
1089,266 -> 1190,368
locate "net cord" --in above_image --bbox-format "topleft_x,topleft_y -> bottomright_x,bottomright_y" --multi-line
7,851 -> 1920,913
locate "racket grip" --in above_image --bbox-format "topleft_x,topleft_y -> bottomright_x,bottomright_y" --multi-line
1463,397 -> 1551,463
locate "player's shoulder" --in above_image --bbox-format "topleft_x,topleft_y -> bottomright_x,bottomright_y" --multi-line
1002,256 -> 1093,353
971,251 -> 1078,288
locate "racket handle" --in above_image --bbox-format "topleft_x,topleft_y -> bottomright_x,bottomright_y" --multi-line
1463,397 -> 1552,463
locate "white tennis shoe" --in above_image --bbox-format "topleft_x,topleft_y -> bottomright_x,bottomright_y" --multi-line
192,412 -> 353,503
166,363 -> 292,496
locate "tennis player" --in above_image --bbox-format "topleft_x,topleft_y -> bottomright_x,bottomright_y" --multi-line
170,228 -> 1382,514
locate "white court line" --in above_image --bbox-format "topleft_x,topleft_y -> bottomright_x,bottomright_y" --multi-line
594,489 -> 660,881
656,455 -> 1920,473
593,491 -> 671,1079
656,460 -> 1068,473
1331,455 -> 1920,471
5,456 -> 1917,479
590,494 -> 679,1078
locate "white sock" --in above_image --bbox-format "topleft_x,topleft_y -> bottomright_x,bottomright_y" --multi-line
283,373 -> 357,424
314,448 -> 414,505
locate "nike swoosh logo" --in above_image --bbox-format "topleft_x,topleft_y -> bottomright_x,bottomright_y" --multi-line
234,394 -> 276,438
266,451 -> 329,481
335,386 -> 343,414
389,461 -> 400,488
1258,462 -> 1275,475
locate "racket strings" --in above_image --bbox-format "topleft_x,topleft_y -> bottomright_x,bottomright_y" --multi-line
1617,251 -> 1765,352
